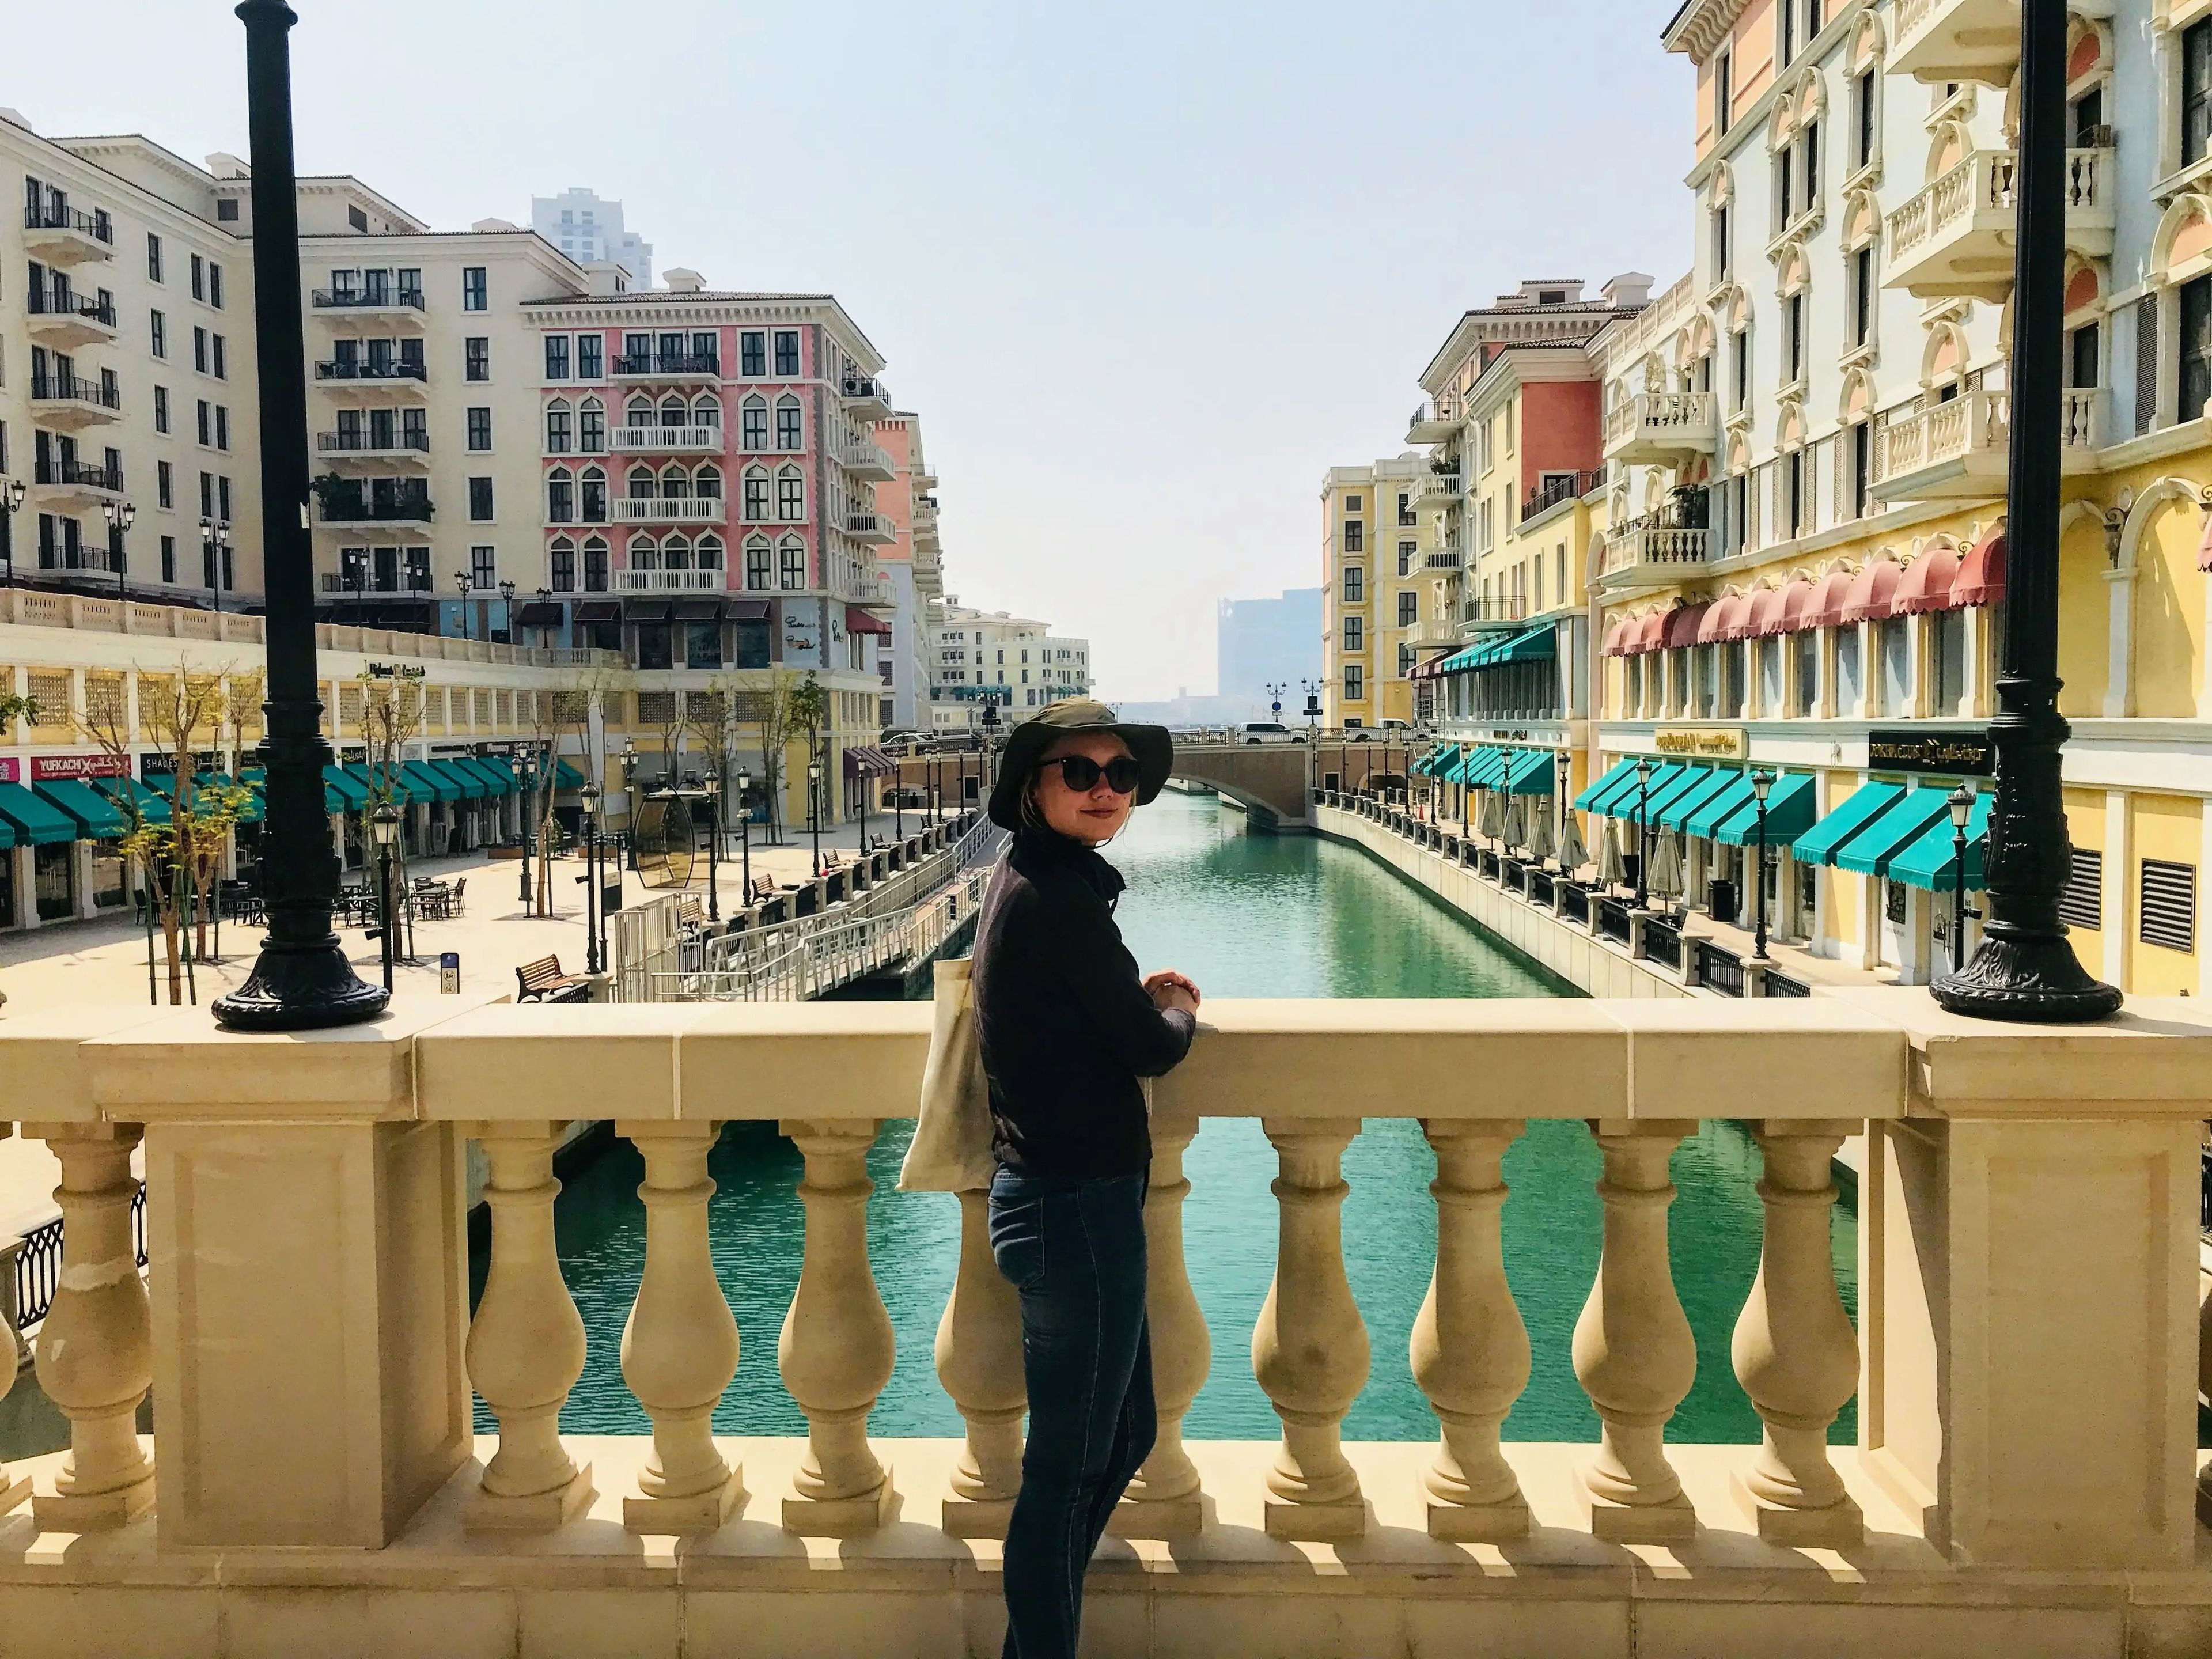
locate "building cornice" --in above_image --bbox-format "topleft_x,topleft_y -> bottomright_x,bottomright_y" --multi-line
1661,0 -> 1747,59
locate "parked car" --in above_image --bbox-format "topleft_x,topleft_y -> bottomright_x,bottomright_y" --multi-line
1241,722 -> 1298,745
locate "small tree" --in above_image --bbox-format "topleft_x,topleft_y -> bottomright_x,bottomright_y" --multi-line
749,666 -> 808,846
788,673 -> 828,842
359,665 -> 426,941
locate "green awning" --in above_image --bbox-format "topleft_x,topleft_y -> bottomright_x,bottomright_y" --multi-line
402,760 -> 460,803
0,814 -> 13,849
464,756 -> 517,795
1643,764 -> 1715,823
324,764 -> 370,810
1655,766 -> 1740,832
1574,757 -> 1641,813
553,757 -> 587,790
1791,780 -> 1907,866
1433,747 -> 1468,784
1713,771 -> 1819,847
427,759 -> 489,800
1592,760 -> 1682,817
1465,748 -> 1510,788
1501,749 -> 1556,795
1412,749 -> 1439,778
195,772 -> 265,823
97,776 -> 172,826
1886,791 -> 1994,891
1684,770 -> 1759,839
1834,785 -> 1957,877
1485,626 -> 1558,668
0,782 -> 79,846
35,778 -> 128,839
349,763 -> 415,806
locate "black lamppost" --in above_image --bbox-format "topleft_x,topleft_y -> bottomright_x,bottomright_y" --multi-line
0,477 -> 24,585
200,515 -> 232,610
1555,750 -> 1571,871
453,571 -> 474,642
620,739 -> 639,870
807,755 -> 823,878
498,578 -> 516,642
704,773 -> 721,922
1947,783 -> 1976,975
515,750 -> 534,908
855,760 -> 869,857
214,0 -> 387,1030
102,498 -> 134,603
1750,767 -> 1775,963
369,801 -> 400,993
980,700 -> 1001,813
579,781 -> 603,975
1932,0 -> 2119,1021
735,766 -> 752,907
1634,757 -> 1653,911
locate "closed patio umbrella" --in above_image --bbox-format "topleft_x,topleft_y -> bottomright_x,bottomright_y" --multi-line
1529,798 -> 1557,863
1560,808 -> 1589,874
1647,829 -> 1686,907
1477,789 -> 1505,840
1596,818 -> 1623,886
1502,796 -> 1527,853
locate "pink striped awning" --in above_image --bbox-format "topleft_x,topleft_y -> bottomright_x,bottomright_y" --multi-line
1839,557 -> 1904,624
1954,531 -> 2006,605
1893,544 -> 1964,614
1660,603 -> 1709,650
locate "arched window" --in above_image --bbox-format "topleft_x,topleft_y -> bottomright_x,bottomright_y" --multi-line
744,535 -> 772,590
660,396 -> 687,429
582,535 -> 610,592
777,465 -> 805,522
627,465 -> 657,502
741,395 -> 768,450
694,463 -> 722,501
692,393 -> 721,428
581,464 -> 607,524
632,533 -> 661,572
626,396 -> 653,429
664,533 -> 692,572
660,463 -> 690,500
697,534 -> 724,571
578,396 -> 605,454
545,398 -> 572,454
548,536 -> 577,592
546,466 -> 575,524
775,394 -> 802,450
743,465 -> 770,520
778,534 -> 808,590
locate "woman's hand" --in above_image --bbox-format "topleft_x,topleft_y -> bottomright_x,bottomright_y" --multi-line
1145,969 -> 1201,1013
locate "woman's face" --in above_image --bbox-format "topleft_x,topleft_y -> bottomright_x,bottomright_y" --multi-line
1032,732 -> 1137,845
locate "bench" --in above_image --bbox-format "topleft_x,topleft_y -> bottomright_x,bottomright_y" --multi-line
516,954 -> 590,1004
675,895 -> 705,934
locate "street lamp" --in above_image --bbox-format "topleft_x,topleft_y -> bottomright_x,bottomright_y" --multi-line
620,738 -> 639,870
453,571 -> 474,641
1633,757 -> 1653,912
497,578 -> 516,642
0,477 -> 24,587
102,499 -> 135,604
703,773 -> 721,922
807,757 -> 824,878
1750,767 -> 1775,963
1931,0 -> 2119,1022
1555,750 -> 1571,871
1947,783 -> 1977,975
214,0 -> 387,1031
579,781 -> 603,975
735,766 -> 752,908
369,801 -> 401,994
516,751 -> 535,910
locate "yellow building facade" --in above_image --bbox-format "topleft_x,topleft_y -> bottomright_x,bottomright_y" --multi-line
1319,456 -> 1427,728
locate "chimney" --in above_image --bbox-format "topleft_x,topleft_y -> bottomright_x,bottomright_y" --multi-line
1601,271 -> 1656,309
205,151 -> 249,180
582,260 -> 628,296
663,267 -> 706,294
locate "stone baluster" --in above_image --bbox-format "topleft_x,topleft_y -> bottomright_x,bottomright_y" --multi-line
0,1233 -> 28,1516
778,1118 -> 896,1534
465,1123 -> 593,1531
1252,1116 -> 1369,1540
1411,1118 -> 1531,1540
935,1185 -> 1025,1538
1115,1109 -> 1210,1538
1572,1120 -> 1698,1543
27,1122 -> 152,1529
619,1121 -> 743,1533
1730,1122 -> 1863,1545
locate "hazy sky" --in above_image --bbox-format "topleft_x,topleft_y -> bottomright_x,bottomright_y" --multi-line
13,1 -> 1692,701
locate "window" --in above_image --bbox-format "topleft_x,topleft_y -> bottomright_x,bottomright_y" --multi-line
740,331 -> 766,376
1877,615 -> 1910,713
468,477 -> 494,521
197,399 -> 212,446
581,465 -> 606,522
467,407 -> 492,451
1397,491 -> 1415,526
158,459 -> 173,509
2059,849 -> 2103,931
465,337 -> 490,381
545,335 -> 570,380
1731,328 -> 1749,410
546,402 -> 571,452
1343,566 -> 1363,602
2180,274 -> 2212,423
1851,421 -> 1872,518
194,326 -> 209,373
150,310 -> 166,359
154,385 -> 170,434
1715,48 -> 1733,139
470,546 -> 497,587
745,540 -> 772,589
779,542 -> 807,589
1713,203 -> 1732,281
774,330 -> 801,376
744,469 -> 770,519
547,469 -> 574,523
584,536 -> 609,591
1933,608 -> 1967,715
1786,294 -> 1805,382
579,398 -> 605,453
550,539 -> 577,592
462,267 -> 487,311
1854,69 -> 1877,170
1779,0 -> 1794,65
775,396 -> 802,450
2140,858 -> 2196,952
215,406 -> 229,451
1398,643 -> 1416,677
204,262 -> 222,308
211,334 -> 226,380
777,469 -> 804,521
159,533 -> 175,584
1852,247 -> 1873,347
190,252 -> 205,301
1397,591 -> 1418,627
147,233 -> 163,283
578,334 -> 603,380
741,396 -> 768,449
2070,321 -> 2100,389
2186,18 -> 2212,169
1344,665 -> 1364,702
1785,449 -> 1805,537
1835,625 -> 1863,711
1344,520 -> 1364,552
1344,616 -> 1364,651
1344,494 -> 1362,512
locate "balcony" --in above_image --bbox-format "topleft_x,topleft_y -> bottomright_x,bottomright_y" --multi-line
317,430 -> 431,470
28,373 -> 122,429
1410,469 -> 1462,515
840,374 -> 893,421
614,566 -> 726,593
25,289 -> 117,349
1407,616 -> 1458,648
318,571 -> 434,596
316,488 -> 434,529
914,496 -> 940,538
612,353 -> 721,382
0,994 -> 2196,1657
612,495 -> 726,525
609,425 -> 724,454
1521,468 -> 1603,525
849,511 -> 896,544
21,202 -> 113,264
29,458 -> 125,509
309,286 -> 426,324
1407,395 -> 1461,444
1601,510 -> 1711,585
313,358 -> 428,399
1460,594 -> 1533,634
1603,391 -> 1719,467
1424,543 -> 1464,571
839,438 -> 897,480
1888,0 -> 2038,85
1870,386 -> 2103,503
1885,149 -> 2114,302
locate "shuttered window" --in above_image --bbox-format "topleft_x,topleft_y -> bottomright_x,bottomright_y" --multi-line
2058,847 -> 2102,931
2136,293 -> 2160,437
2139,858 -> 2196,953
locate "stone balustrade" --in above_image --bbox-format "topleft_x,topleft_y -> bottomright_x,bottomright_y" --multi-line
0,992 -> 2205,1656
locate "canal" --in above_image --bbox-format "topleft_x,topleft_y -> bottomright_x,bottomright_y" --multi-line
503,788 -> 1856,1444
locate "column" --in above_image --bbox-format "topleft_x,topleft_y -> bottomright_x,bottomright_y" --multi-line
1730,1122 -> 1861,1545
1411,1119 -> 1530,1541
1113,1109 -> 1210,1539
778,1118 -> 895,1535
28,1122 -> 153,1529
935,1185 -> 1025,1539
1572,1121 -> 1697,1543
619,1121 -> 743,1533
465,1123 -> 593,1531
1252,1116 -> 1369,1540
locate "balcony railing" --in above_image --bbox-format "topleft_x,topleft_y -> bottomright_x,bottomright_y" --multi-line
310,286 -> 426,312
317,429 -> 431,457
839,438 -> 897,479
1885,147 -> 2113,300
26,289 -> 116,327
1520,468 -> 1602,524
319,572 -> 433,594
849,511 -> 895,542
613,353 -> 721,378
612,495 -> 726,524
1407,395 -> 1462,442
32,459 -> 124,494
1425,545 -> 1464,570
28,373 -> 121,414
316,491 -> 434,525
1603,510 -> 1711,578
313,359 -> 427,384
840,374 -> 893,416
610,425 -> 724,454
1603,391 -> 1719,465
1411,470 -> 1462,512
614,567 -> 726,593
21,202 -> 113,262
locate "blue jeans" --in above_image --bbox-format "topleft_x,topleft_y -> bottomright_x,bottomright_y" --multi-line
987,1167 -> 1156,1659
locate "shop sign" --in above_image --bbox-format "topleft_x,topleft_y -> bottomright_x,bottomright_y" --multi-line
0,759 -> 15,783
1652,725 -> 1748,761
31,752 -> 128,780
1868,728 -> 1993,777
780,599 -> 822,670
440,952 -> 461,994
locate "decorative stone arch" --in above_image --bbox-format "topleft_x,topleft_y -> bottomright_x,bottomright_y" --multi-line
1919,316 -> 1972,389
694,462 -> 722,498
1775,399 -> 1808,454
1775,240 -> 1811,296
1926,118 -> 1975,182
1639,467 -> 1667,513
658,394 -> 687,424
2117,477 -> 2211,575
1709,158 -> 1734,211
1713,283 -> 1752,334
1680,311 -> 1714,364
1841,187 -> 1882,252
2111,479 -> 2212,717
2065,13 -> 2113,92
1725,432 -> 1754,474
625,395 -> 655,426
1847,8 -> 1885,73
1768,66 -> 1824,147
630,531 -> 660,566
696,533 -> 725,571
691,392 -> 722,424
2150,194 -> 2212,287
1839,365 -> 1878,424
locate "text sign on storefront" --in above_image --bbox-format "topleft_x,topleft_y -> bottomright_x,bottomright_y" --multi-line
31,753 -> 128,780
0,759 -> 14,783
1652,725 -> 1748,761
1867,728 -> 1993,777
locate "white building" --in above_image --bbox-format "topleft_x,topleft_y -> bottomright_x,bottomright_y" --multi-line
926,600 -> 1092,730
529,188 -> 652,288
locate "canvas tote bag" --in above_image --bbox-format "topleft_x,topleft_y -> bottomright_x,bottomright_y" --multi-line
897,957 -> 997,1193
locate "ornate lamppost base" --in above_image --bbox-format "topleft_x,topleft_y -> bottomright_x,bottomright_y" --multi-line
213,937 -> 390,1031
1930,932 -> 2121,1024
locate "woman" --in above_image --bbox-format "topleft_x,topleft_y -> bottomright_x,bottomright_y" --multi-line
972,699 -> 1200,1659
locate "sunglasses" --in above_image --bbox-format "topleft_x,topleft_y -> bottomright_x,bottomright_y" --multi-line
1044,755 -> 1142,796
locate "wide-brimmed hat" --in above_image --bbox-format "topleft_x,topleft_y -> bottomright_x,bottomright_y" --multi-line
987,699 -> 1175,830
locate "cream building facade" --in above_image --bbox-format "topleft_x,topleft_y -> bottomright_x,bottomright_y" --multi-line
1319,455 -> 1426,728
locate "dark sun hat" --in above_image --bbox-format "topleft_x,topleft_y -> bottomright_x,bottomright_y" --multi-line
987,699 -> 1175,830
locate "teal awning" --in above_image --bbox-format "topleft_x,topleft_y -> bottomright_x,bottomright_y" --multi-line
0,814 -> 13,849
1592,759 -> 1681,817
1466,748 -> 1510,788
1886,791 -> 1994,891
195,772 -> 265,823
1834,785 -> 1959,877
1791,780 -> 1906,866
1484,626 -> 1558,668
0,782 -> 80,846
1574,757 -> 1641,813
1713,771 -> 1819,847
1655,766 -> 1740,832
324,764 -> 370,810
349,763 -> 416,806
1684,770 -> 1758,839
1501,749 -> 1557,795
402,760 -> 460,803
35,778 -> 128,839
427,759 -> 489,799
553,757 -> 588,791
1435,643 -> 1480,674
1433,747 -> 1468,784
1412,749 -> 1440,778
97,776 -> 172,826
465,756 -> 518,795
1643,764 -> 1715,822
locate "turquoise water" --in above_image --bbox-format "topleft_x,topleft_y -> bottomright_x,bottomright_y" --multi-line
504,789 -> 1856,1443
